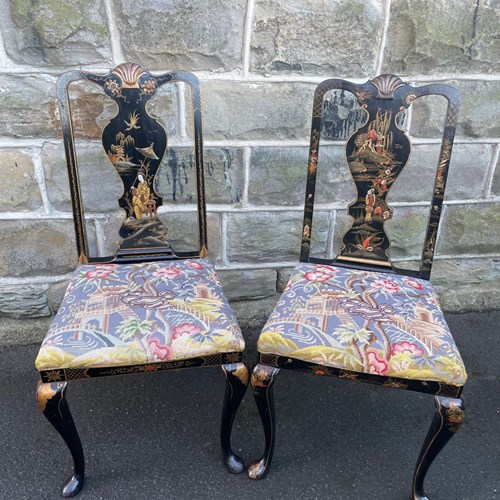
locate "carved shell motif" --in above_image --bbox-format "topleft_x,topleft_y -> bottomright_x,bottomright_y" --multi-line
111,62 -> 147,88
371,74 -> 405,99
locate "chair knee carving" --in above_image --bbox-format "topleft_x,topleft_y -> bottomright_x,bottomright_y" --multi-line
247,74 -> 466,499
35,63 -> 248,497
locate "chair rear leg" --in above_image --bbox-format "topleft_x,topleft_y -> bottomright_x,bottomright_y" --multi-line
36,381 -> 85,497
221,362 -> 249,473
412,396 -> 464,500
248,364 -> 280,480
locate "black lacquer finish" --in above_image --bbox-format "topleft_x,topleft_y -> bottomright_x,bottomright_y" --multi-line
259,353 -> 462,398
221,362 -> 250,473
247,364 -> 280,480
40,352 -> 243,383
250,75 -> 465,499
413,397 -> 465,500
37,64 -> 247,497
36,382 -> 84,497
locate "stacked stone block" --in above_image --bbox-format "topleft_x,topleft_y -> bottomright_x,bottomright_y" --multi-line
0,0 -> 499,344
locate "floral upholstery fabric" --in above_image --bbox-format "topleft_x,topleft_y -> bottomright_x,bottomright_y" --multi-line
36,259 -> 244,371
258,263 -> 467,386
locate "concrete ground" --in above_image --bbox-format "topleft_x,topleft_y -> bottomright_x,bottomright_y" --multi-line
0,311 -> 499,500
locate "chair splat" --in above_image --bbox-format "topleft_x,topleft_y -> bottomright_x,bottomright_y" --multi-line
57,63 -> 207,262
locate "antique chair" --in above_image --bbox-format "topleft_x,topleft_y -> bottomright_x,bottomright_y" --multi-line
35,63 -> 248,497
248,75 -> 466,499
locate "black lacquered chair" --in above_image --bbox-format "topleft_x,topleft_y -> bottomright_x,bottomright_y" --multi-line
248,75 -> 466,499
35,63 -> 248,497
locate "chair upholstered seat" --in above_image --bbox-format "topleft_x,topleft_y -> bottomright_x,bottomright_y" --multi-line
36,259 -> 244,371
258,262 -> 466,386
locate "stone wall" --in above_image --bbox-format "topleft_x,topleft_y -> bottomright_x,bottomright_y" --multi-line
0,0 -> 499,344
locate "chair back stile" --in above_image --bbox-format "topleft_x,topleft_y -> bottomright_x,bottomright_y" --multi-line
57,63 -> 208,264
300,75 -> 460,281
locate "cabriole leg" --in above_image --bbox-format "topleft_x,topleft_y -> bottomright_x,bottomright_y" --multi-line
36,381 -> 85,497
412,396 -> 464,500
247,364 -> 280,480
221,362 -> 249,473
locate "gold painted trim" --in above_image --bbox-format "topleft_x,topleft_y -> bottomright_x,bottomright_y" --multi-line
45,370 -> 63,382
201,354 -> 221,366
446,402 -> 465,432
199,245 -> 208,258
78,252 -> 88,265
40,352 -> 244,382
335,255 -> 392,267
36,382 -> 58,412
222,362 -> 249,387
112,63 -> 146,89
248,365 -> 279,480
233,363 -> 249,386
371,74 -> 405,98
224,352 -> 241,364
260,353 -> 279,367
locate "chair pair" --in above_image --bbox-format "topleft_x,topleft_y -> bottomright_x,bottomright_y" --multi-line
35,64 -> 466,499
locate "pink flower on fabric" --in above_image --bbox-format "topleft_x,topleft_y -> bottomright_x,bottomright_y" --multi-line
304,271 -> 332,283
314,265 -> 338,275
172,322 -> 202,340
403,278 -> 424,291
367,349 -> 389,375
153,266 -> 182,279
85,265 -> 117,279
185,261 -> 204,270
372,279 -> 401,293
391,341 -> 424,357
148,338 -> 172,361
